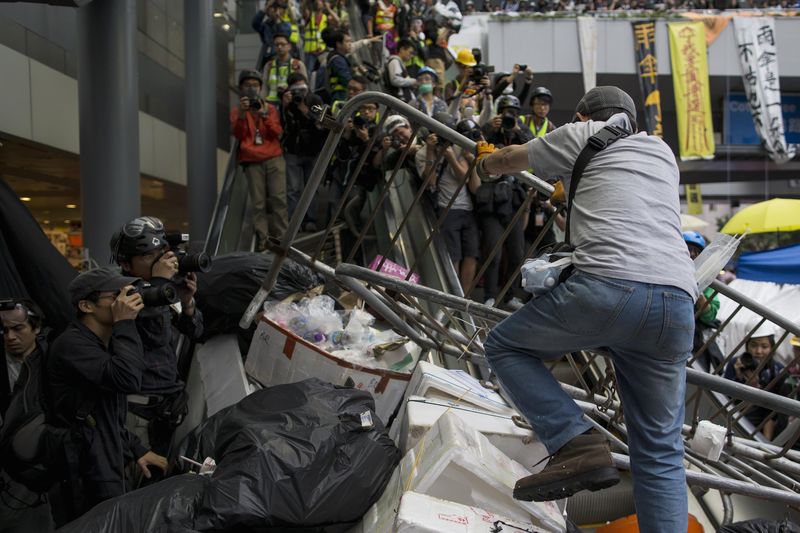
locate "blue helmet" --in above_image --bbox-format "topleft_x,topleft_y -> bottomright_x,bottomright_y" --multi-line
416,66 -> 439,81
682,231 -> 706,250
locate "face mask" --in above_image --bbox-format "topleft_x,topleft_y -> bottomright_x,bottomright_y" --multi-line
418,83 -> 433,95
462,105 -> 475,119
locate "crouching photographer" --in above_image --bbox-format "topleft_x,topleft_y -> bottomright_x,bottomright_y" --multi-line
109,216 -> 205,461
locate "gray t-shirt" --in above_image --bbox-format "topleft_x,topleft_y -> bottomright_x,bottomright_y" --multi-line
415,145 -> 473,211
527,113 -> 698,299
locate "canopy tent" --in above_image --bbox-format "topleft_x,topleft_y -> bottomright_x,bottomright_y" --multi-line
737,243 -> 800,285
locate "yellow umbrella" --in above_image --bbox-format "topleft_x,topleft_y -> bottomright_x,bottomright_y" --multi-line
721,198 -> 800,234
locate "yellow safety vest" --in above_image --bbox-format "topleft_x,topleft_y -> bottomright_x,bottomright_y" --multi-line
375,2 -> 396,32
525,116 -> 550,138
303,13 -> 327,55
281,12 -> 300,44
265,60 -> 292,103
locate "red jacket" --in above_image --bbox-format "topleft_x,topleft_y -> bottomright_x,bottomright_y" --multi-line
230,105 -> 283,163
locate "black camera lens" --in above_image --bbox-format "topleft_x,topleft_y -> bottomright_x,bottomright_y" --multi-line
135,283 -> 179,307
177,252 -> 212,274
501,114 -> 517,131
353,115 -> 367,128
740,352 -> 757,371
466,129 -> 482,141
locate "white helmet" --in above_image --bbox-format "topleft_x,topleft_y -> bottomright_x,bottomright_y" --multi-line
384,114 -> 410,135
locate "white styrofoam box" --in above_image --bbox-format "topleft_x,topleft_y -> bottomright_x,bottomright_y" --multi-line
245,317 -> 412,424
358,411 -> 565,533
390,360 -> 513,443
689,420 -> 727,462
397,396 -> 549,470
394,491 -> 541,533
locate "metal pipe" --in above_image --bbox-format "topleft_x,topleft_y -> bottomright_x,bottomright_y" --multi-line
335,263 -> 508,322
686,367 -> 800,418
720,492 -> 734,526
611,453 -> 800,506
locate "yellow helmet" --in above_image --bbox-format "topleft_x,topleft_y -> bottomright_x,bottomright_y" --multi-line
455,48 -> 477,67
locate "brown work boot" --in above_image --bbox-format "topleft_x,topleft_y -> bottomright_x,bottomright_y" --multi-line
513,431 -> 620,502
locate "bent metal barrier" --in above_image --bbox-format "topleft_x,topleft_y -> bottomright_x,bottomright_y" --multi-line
237,92 -> 800,514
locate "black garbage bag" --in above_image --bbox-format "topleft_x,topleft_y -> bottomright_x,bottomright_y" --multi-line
177,378 -> 400,532
196,252 -> 324,339
720,519 -> 800,533
57,474 -> 207,533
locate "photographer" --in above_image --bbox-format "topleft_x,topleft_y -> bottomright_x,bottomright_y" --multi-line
492,63 -> 535,101
302,0 -> 328,73
444,48 -> 476,104
482,94 -> 533,147
281,73 -> 325,232
48,268 -> 167,515
109,216 -> 203,457
421,0 -> 461,91
415,113 -> 481,291
252,0 -> 294,69
335,102 -> 385,238
231,69 -> 288,248
458,119 -> 527,309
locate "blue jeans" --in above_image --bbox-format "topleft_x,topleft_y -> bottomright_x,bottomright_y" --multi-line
285,153 -> 318,226
485,270 -> 694,533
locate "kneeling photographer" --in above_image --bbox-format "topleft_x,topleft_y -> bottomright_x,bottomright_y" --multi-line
281,73 -> 325,232
109,216 -> 205,459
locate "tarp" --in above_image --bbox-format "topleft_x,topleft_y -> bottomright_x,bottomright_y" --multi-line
0,178 -> 76,335
738,243 -> 800,285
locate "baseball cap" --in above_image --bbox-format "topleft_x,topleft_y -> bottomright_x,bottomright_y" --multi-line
575,86 -> 637,122
68,268 -> 139,307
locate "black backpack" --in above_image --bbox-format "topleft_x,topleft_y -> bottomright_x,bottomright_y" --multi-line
0,346 -> 86,493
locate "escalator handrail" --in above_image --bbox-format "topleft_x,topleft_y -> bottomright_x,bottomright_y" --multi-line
204,139 -> 241,256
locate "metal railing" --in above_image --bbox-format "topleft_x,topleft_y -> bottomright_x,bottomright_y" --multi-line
232,91 -> 800,514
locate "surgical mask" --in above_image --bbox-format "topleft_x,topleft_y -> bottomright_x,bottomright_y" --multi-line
462,105 -> 475,119
418,83 -> 433,95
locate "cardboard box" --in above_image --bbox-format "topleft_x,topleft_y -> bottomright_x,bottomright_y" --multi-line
245,317 -> 413,424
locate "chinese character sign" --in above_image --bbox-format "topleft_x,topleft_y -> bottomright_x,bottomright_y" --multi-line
668,22 -> 715,161
733,17 -> 796,164
631,21 -> 663,137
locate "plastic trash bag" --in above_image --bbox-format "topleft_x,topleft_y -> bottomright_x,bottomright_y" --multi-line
196,252 -> 324,338
176,378 -> 401,532
58,474 -> 207,533
719,519 -> 800,533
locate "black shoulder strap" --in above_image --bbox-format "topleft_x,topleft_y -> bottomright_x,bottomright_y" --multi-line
565,124 -> 629,244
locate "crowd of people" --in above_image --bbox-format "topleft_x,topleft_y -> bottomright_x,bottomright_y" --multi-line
1,217 -> 204,530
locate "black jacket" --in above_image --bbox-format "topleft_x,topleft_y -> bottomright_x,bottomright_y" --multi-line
134,277 -> 203,395
47,319 -> 148,503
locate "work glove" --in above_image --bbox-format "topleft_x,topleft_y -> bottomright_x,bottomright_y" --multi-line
550,180 -> 566,204
474,140 -> 496,182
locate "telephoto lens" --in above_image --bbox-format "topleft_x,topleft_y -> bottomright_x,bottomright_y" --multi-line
177,252 -> 212,274
135,283 -> 179,307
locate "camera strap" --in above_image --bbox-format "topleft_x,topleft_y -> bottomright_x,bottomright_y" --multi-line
565,124 -> 629,245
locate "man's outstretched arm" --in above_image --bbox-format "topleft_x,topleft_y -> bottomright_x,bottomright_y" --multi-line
476,142 -> 529,178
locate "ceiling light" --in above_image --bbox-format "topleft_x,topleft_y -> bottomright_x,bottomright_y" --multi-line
65,204 -> 77,209
64,220 -> 71,224
20,197 -> 31,202
43,220 -> 50,224
213,12 -> 224,18
222,23 -> 231,31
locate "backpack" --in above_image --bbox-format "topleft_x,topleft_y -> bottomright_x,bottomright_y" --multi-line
0,347 -> 87,493
383,56 -> 414,102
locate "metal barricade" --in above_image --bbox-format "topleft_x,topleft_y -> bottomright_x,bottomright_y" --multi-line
236,91 -> 800,508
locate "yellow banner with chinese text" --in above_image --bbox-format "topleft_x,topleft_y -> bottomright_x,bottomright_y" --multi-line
668,22 -> 715,161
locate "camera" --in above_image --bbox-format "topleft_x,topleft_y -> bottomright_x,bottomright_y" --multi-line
245,87 -> 262,111
470,64 -> 494,84
740,352 -> 758,372
290,87 -> 307,105
164,233 -> 213,274
0,299 -> 18,312
462,127 -> 482,142
501,113 -> 518,131
420,128 -> 449,147
128,283 -> 179,307
390,137 -> 403,150
353,114 -> 368,129
518,64 -> 527,72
